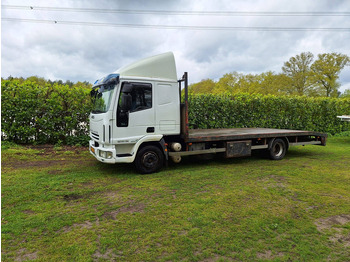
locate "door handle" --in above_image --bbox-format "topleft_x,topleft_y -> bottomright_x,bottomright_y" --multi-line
147,127 -> 155,133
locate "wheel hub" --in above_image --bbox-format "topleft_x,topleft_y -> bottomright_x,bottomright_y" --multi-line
142,152 -> 158,168
273,143 -> 283,157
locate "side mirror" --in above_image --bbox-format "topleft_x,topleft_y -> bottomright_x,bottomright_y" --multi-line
90,89 -> 102,99
121,93 -> 132,111
122,83 -> 133,93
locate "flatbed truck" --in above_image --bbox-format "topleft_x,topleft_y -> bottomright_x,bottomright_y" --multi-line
89,52 -> 327,174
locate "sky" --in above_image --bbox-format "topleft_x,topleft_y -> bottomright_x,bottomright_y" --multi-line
2,0 -> 350,92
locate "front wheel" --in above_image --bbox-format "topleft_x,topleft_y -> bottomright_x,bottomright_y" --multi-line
134,145 -> 164,174
269,138 -> 287,160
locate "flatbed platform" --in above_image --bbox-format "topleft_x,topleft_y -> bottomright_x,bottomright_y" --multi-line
187,128 -> 327,142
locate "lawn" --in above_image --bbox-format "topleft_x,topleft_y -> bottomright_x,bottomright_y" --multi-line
1,137 -> 350,261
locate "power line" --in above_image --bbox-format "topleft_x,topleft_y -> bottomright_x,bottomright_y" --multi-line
2,17 -> 350,31
2,5 -> 350,17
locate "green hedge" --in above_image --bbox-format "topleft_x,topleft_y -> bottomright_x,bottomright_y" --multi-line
1,79 -> 93,145
188,93 -> 350,135
2,80 -> 350,145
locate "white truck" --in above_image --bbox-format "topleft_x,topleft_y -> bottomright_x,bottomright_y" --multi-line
89,52 -> 327,174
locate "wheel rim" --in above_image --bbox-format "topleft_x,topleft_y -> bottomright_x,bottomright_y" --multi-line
142,152 -> 159,169
273,142 -> 283,157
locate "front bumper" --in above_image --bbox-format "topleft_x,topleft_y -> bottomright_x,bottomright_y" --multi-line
89,140 -> 134,164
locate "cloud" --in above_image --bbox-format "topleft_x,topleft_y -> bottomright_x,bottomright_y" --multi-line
2,0 -> 350,92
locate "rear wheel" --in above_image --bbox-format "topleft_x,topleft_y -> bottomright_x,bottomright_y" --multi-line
134,145 -> 164,174
269,138 -> 287,160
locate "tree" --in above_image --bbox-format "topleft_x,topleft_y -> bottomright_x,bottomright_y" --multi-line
75,81 -> 92,89
236,74 -> 260,94
311,53 -> 350,97
26,76 -> 48,86
282,52 -> 314,95
188,79 -> 216,94
259,72 -> 291,95
213,72 -> 240,94
213,71 -> 293,96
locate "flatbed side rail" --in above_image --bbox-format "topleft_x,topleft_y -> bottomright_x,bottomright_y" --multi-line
186,129 -> 327,145
289,141 -> 322,146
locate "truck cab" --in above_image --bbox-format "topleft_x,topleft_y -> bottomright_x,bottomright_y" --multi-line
89,52 -> 181,172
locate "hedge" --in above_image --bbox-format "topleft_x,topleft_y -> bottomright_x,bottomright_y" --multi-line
1,79 -> 93,145
1,80 -> 350,145
188,93 -> 350,135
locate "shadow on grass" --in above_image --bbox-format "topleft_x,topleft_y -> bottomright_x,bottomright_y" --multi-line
167,152 -> 260,172
286,147 -> 330,159
89,146 -> 330,177
167,147 -> 330,173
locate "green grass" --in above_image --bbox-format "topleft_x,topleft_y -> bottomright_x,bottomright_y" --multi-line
2,138 -> 350,261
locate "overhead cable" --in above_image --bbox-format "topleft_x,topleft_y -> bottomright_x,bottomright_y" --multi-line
2,17 -> 350,31
2,5 -> 350,17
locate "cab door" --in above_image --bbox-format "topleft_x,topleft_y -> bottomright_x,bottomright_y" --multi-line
114,81 -> 155,141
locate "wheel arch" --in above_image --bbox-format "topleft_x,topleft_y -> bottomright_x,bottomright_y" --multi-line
268,137 -> 290,150
133,137 -> 168,162
138,141 -> 164,155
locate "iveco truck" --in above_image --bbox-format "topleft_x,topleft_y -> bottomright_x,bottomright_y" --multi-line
89,52 -> 327,174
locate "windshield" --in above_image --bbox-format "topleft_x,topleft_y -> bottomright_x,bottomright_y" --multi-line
91,84 -> 116,114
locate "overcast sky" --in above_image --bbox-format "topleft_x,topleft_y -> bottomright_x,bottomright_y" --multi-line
2,0 -> 350,92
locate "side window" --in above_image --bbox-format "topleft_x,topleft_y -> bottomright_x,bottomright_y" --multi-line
120,82 -> 152,112
130,83 -> 152,112
117,82 -> 152,127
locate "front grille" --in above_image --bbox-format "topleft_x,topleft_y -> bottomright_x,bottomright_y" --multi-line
91,131 -> 99,140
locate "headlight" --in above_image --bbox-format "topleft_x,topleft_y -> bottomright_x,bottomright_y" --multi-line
106,151 -> 113,159
99,150 -> 113,159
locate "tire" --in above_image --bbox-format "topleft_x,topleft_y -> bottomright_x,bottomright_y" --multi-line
269,138 -> 287,160
134,145 -> 164,174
